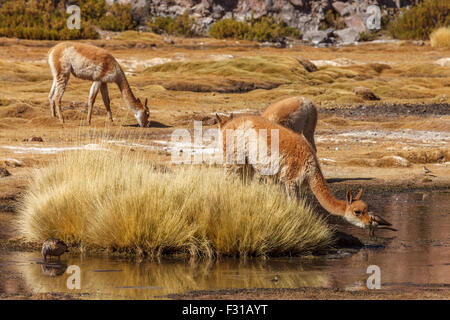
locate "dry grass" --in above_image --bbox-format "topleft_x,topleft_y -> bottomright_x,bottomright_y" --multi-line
430,27 -> 450,48
112,31 -> 163,43
146,56 -> 307,83
17,150 -> 333,258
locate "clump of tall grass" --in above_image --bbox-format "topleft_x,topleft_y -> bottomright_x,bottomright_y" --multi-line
430,27 -> 450,48
18,150 -> 332,258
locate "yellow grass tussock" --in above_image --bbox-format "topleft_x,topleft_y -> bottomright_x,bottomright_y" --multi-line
430,27 -> 450,48
18,150 -> 333,257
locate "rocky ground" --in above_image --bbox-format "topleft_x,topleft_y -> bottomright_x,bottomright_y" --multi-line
117,0 -> 416,45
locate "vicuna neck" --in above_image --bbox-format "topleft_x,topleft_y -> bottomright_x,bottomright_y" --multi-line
117,73 -> 140,111
308,163 -> 346,216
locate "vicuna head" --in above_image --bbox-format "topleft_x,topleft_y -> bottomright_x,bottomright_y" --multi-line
343,189 -> 394,234
134,98 -> 150,127
216,113 -> 233,129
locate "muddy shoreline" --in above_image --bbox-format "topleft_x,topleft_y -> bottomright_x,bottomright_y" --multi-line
164,286 -> 450,300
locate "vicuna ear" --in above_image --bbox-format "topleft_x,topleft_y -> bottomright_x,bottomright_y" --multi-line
346,189 -> 353,205
144,98 -> 148,107
215,113 -> 222,123
229,113 -> 234,120
137,98 -> 141,104
354,188 -> 363,201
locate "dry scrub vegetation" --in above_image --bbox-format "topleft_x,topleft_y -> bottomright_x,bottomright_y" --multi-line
430,27 -> 450,48
18,150 -> 333,257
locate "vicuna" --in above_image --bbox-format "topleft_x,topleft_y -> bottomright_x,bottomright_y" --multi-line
48,42 -> 149,126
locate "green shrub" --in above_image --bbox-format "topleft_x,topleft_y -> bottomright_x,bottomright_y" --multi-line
98,3 -> 136,31
208,19 -> 249,39
148,13 -> 196,37
0,0 -> 138,40
320,9 -> 346,30
388,0 -> 450,40
209,16 -> 300,42
359,31 -> 378,42
0,0 -> 99,40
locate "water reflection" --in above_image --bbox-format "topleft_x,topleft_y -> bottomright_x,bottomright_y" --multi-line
40,262 -> 67,277
17,255 -> 330,299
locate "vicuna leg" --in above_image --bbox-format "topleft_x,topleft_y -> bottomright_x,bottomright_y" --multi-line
48,79 -> 57,117
54,75 -> 70,124
100,83 -> 113,122
284,181 -> 299,200
87,81 -> 101,125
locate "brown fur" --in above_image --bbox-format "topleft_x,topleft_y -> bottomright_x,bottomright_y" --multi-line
262,96 -> 318,151
216,96 -> 318,152
220,115 -> 379,230
48,42 -> 149,126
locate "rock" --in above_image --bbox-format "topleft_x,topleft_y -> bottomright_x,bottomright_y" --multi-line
0,167 -> 11,177
332,1 -> 354,17
344,15 -> 367,33
435,57 -> 450,67
296,58 -> 318,72
333,231 -> 363,248
335,27 -> 360,44
289,0 -> 304,6
302,30 -> 329,45
412,40 -> 424,46
163,36 -> 175,45
31,136 -> 44,142
0,158 -> 25,167
353,86 -> 380,100
377,156 -> 411,168
136,0 -> 418,40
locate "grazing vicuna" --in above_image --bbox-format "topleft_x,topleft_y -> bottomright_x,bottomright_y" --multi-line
48,42 -> 149,126
216,96 -> 318,152
220,115 -> 394,233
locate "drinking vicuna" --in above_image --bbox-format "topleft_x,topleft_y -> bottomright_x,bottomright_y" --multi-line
220,115 -> 394,232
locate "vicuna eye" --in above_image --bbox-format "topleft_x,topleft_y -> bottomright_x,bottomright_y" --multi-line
354,210 -> 362,216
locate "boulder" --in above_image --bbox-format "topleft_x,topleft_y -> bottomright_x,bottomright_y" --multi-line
332,1 -> 354,17
435,57 -> 450,67
31,136 -> 44,142
344,14 -> 367,33
296,58 -> 318,72
302,30 -> 329,45
335,27 -> 360,44
353,86 -> 380,100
